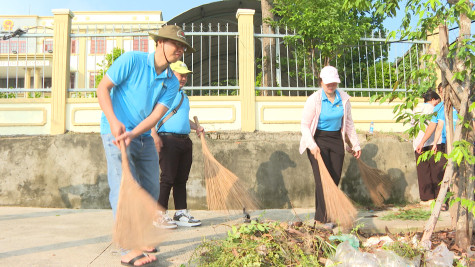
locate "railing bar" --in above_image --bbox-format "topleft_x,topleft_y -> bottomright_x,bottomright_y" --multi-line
402,43 -> 407,89
260,26 -> 264,93
217,23 -> 220,95
343,48 -> 347,88
208,23 -> 211,95
387,41 -> 392,90
350,47 -> 355,89
372,32 -> 377,90
378,31 -> 384,89
268,25 -> 274,91
200,23 -> 203,95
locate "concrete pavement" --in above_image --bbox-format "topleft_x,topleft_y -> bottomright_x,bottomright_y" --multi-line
0,206 -> 452,266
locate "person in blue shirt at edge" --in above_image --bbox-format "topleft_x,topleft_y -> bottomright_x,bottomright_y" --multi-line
416,83 -> 458,212
97,25 -> 195,267
150,61 -> 204,229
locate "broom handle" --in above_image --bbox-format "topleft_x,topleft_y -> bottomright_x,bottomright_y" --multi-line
118,140 -> 128,166
193,116 -> 200,128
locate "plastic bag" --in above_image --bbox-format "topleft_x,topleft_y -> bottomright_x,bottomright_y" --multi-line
363,236 -> 394,247
374,249 -> 421,267
326,241 -> 379,267
425,243 -> 454,267
329,234 -> 360,249
327,241 -> 422,267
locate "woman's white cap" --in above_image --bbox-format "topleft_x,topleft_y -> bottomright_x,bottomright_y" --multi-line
320,66 -> 341,84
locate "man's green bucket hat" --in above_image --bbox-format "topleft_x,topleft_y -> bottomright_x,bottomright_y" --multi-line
149,25 -> 195,53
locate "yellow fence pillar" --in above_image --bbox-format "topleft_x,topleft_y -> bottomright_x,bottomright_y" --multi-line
51,9 -> 74,134
236,9 -> 256,132
427,28 -> 441,84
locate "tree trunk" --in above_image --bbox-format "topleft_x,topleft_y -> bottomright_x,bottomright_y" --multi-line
455,131 -> 474,250
421,8 -> 472,246
453,6 -> 472,251
261,0 -> 275,96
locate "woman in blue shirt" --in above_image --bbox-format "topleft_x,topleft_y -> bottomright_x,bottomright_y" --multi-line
300,66 -> 361,229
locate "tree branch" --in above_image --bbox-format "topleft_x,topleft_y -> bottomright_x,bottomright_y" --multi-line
435,59 -> 463,109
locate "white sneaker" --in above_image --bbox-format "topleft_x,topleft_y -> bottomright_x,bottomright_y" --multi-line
153,211 -> 177,229
173,210 -> 201,227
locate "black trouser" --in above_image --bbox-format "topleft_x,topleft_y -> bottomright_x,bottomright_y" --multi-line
306,130 -> 345,222
157,135 -> 193,210
414,143 -> 447,201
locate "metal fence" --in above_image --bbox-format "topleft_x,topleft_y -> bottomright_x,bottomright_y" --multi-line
67,23 -> 240,98
180,23 -> 240,96
0,23 -> 431,99
255,26 -> 431,97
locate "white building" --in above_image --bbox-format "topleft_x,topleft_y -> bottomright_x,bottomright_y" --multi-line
0,11 -> 164,91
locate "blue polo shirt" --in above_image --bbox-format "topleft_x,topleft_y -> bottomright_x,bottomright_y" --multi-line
430,102 -> 458,144
317,90 -> 344,131
157,90 -> 191,134
100,51 -> 179,136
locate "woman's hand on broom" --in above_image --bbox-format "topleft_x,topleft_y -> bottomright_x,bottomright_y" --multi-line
310,146 -> 320,160
352,149 -> 361,159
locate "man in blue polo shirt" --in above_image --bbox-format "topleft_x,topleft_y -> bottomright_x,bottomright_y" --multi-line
97,25 -> 195,266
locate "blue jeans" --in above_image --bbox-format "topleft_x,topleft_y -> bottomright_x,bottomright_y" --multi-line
101,133 -> 160,218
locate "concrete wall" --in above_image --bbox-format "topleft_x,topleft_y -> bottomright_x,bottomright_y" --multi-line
0,132 -> 419,209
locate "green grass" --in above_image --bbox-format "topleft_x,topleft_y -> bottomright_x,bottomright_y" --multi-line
380,208 -> 432,221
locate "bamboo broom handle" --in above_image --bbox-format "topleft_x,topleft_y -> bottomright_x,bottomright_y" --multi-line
193,116 -> 205,143
193,116 -> 200,128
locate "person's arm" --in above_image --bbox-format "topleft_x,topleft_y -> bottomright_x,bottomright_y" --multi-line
416,122 -> 437,153
301,94 -> 319,159
116,104 -> 169,146
150,128 -> 162,153
431,120 -> 444,152
344,100 -> 361,159
189,120 -> 204,136
97,76 -> 125,139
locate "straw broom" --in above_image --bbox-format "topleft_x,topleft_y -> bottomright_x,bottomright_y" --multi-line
113,140 -> 163,250
357,158 -> 392,206
344,136 -> 392,206
193,116 -> 260,212
315,152 -> 357,228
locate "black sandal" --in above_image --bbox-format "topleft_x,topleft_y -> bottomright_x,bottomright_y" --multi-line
121,253 -> 154,266
143,248 -> 157,253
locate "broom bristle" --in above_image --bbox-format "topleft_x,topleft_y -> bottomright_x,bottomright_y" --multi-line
357,159 -> 392,206
316,153 -> 357,228
199,134 -> 260,212
113,141 -> 164,250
